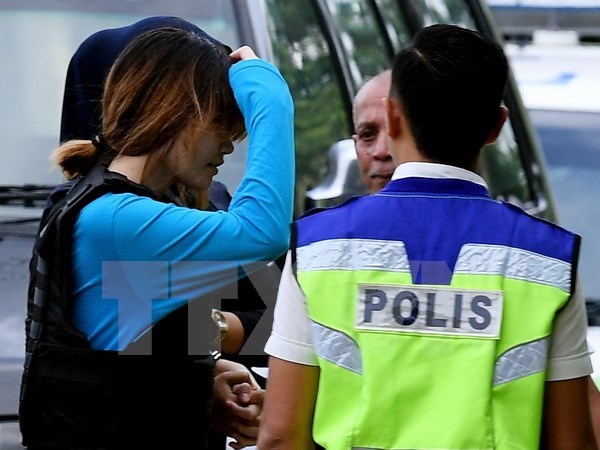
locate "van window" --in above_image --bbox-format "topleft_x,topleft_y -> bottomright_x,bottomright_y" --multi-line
337,0 -> 537,212
413,0 -> 477,28
381,1 -> 536,210
326,0 -> 391,86
478,124 -> 532,208
265,0 -> 351,216
372,0 -> 412,52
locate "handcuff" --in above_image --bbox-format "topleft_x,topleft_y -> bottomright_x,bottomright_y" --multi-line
209,308 -> 228,360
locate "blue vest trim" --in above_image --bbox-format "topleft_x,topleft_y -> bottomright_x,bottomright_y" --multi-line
296,178 -> 577,271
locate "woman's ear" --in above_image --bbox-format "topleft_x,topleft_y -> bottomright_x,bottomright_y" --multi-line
485,106 -> 509,145
386,97 -> 402,140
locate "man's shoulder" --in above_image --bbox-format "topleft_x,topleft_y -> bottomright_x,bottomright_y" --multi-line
501,200 -> 579,240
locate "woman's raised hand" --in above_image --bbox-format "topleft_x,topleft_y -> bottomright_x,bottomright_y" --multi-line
229,45 -> 258,62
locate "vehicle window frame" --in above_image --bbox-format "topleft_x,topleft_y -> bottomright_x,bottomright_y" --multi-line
467,0 -> 556,220
318,0 -> 393,88
324,0 -> 550,220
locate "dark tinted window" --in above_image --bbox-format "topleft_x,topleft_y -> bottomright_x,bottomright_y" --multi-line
265,0 -> 351,216
326,0 -> 390,86
412,0 -> 477,27
478,121 -> 534,209
400,1 -> 536,209
370,0 -> 539,212
297,0 -> 543,215
373,0 -> 412,52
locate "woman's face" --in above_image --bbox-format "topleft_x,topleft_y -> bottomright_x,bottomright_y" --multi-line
169,126 -> 234,191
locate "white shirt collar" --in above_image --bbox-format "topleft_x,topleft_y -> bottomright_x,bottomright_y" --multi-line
390,162 -> 488,189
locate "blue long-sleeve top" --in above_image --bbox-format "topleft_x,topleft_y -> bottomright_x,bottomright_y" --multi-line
71,59 -> 295,350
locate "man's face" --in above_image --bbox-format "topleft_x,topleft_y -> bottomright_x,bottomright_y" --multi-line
352,74 -> 396,193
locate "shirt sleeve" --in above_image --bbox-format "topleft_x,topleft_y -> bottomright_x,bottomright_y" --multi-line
227,59 -> 295,248
264,251 -> 318,366
103,59 -> 294,264
72,59 -> 294,350
546,279 -> 594,381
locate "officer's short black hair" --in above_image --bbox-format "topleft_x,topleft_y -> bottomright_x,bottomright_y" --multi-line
390,24 -> 508,167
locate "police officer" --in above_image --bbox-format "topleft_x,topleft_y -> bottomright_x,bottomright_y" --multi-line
258,24 -> 597,449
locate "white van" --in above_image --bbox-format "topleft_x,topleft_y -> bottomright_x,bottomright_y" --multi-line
488,0 -> 600,44
506,36 -> 600,378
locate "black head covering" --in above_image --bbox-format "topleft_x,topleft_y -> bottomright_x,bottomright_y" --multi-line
59,16 -> 231,143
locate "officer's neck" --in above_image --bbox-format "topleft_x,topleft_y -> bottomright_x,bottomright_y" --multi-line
392,143 -> 436,165
392,144 -> 478,172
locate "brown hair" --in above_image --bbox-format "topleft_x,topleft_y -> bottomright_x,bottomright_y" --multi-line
53,27 -> 245,180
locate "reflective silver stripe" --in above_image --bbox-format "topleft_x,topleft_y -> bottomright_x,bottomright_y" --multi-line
29,321 -> 42,340
493,338 -> 549,386
33,287 -> 44,307
455,244 -> 571,292
37,255 -> 47,276
310,320 -> 362,375
353,448 -> 492,450
297,239 -> 410,272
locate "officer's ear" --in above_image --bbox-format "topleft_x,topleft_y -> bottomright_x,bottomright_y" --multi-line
484,106 -> 509,145
385,96 -> 402,140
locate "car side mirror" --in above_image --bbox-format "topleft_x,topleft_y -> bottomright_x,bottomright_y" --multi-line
305,138 -> 367,210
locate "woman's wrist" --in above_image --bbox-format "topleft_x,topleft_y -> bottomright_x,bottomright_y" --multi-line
220,311 -> 245,354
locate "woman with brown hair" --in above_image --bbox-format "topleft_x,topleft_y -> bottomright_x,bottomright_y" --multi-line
20,27 -> 294,449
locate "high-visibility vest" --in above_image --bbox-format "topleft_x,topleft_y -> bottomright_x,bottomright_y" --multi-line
295,177 -> 579,450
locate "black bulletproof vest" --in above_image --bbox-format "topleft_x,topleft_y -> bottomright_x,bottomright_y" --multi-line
19,165 -> 216,449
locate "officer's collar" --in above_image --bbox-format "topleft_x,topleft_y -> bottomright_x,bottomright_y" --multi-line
391,162 -> 488,189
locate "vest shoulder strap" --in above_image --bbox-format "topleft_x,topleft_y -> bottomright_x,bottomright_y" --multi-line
26,165 -> 157,349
